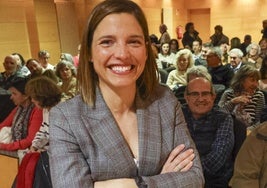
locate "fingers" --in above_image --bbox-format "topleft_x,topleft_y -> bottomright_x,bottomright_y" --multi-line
165,144 -> 185,164
161,145 -> 195,174
178,153 -> 195,172
180,161 -> 193,172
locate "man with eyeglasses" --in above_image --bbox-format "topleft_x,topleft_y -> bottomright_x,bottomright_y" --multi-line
182,77 -> 234,188
228,48 -> 246,73
206,46 -> 234,89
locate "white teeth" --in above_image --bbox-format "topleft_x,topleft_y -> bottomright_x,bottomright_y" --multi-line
111,65 -> 131,72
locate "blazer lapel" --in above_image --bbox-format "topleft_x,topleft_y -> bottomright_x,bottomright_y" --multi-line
136,97 -> 163,175
81,90 -> 137,176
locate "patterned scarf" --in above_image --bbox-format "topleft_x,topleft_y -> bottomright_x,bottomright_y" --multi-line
11,103 -> 35,141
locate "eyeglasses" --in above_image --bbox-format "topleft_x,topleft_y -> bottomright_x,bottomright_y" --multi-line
187,91 -> 212,98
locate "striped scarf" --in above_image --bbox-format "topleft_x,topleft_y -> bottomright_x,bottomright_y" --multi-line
11,103 -> 35,141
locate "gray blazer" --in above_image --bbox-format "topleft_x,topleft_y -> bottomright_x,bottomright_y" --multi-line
49,85 -> 204,187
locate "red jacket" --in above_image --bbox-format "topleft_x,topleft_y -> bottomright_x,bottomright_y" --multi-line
0,106 -> 42,151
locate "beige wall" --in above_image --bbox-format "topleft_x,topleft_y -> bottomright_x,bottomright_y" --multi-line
0,0 -> 266,72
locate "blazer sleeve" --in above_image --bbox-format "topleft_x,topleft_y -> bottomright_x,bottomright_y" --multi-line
0,107 -> 43,151
141,102 -> 205,187
49,105 -> 94,188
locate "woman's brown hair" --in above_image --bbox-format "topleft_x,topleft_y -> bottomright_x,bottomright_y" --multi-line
25,76 -> 62,108
77,0 -> 158,106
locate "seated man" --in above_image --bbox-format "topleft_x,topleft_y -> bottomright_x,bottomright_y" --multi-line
182,77 -> 234,188
206,46 -> 234,89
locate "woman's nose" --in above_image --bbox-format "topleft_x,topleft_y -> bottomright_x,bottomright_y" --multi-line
114,43 -> 130,59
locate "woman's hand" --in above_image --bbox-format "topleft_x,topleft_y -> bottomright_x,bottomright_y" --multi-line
161,144 -> 195,174
231,95 -> 251,105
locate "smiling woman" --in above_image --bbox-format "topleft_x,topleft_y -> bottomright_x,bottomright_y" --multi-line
48,0 -> 204,187
219,65 -> 265,129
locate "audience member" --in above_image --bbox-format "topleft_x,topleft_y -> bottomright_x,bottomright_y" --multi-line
183,77 -> 234,188
261,19 -> 267,39
49,0 -> 204,187
38,50 -> 55,70
220,42 -> 230,65
195,42 -> 213,67
218,65 -> 265,129
12,53 -> 31,76
166,48 -> 194,90
242,43 -> 262,69
182,22 -> 202,50
149,34 -> 160,59
169,38 -> 179,54
259,56 -> 267,90
55,60 -> 77,101
240,34 -> 252,56
206,47 -> 234,88
259,38 -> 267,59
230,121 -> 267,188
0,55 -> 24,90
228,48 -> 245,73
0,55 -> 24,123
210,25 -> 229,47
158,24 -> 171,45
230,37 -> 241,50
192,40 -> 202,61
12,76 -> 62,188
73,44 -> 81,68
0,77 -> 42,152
156,42 -> 176,70
26,58 -> 44,78
60,53 -> 74,65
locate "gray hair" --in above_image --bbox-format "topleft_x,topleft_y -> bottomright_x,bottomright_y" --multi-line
246,43 -> 261,55
208,46 -> 222,59
228,48 -> 244,58
186,65 -> 212,82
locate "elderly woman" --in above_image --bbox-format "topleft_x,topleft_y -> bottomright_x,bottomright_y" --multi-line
218,65 -> 265,129
166,48 -> 194,90
242,43 -> 262,70
55,60 -> 77,101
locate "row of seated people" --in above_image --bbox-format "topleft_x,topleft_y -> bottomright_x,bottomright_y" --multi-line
1,68 -> 264,187
0,52 -> 78,187
0,52 -> 77,122
0,44 -> 265,188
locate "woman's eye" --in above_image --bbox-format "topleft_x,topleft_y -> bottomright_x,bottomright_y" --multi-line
129,40 -> 142,47
100,40 -> 114,47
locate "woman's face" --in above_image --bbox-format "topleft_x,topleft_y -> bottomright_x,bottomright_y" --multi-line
177,55 -> 189,71
59,65 -> 72,81
9,87 -> 28,106
161,43 -> 170,55
91,13 -> 147,89
249,45 -> 258,56
260,39 -> 267,50
243,76 -> 259,95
